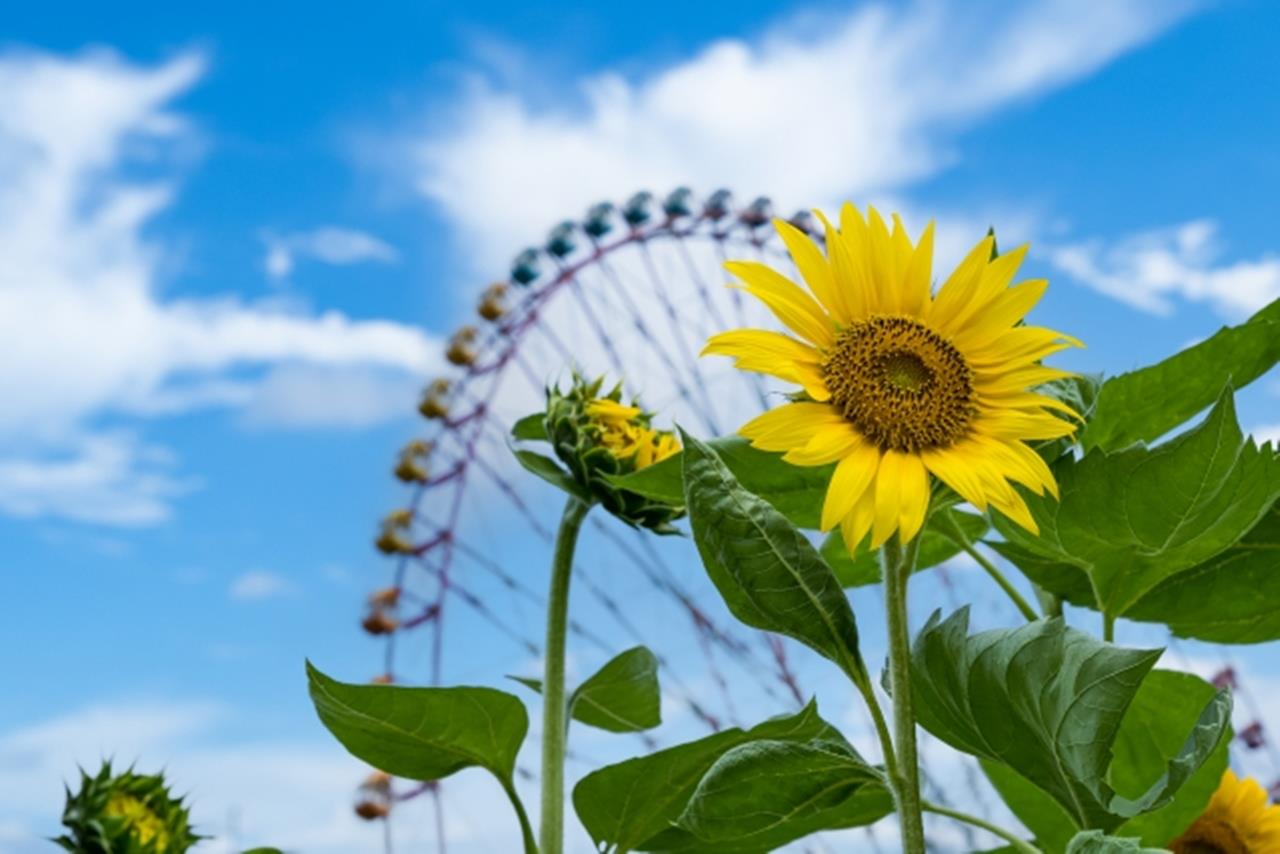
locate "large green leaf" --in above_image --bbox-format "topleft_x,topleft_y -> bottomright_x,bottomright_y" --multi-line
678,736 -> 891,849
306,663 -> 527,784
995,391 -> 1280,617
985,671 -> 1230,851
1124,501 -> 1280,643
910,610 -> 1230,832
511,646 -> 662,733
611,435 -> 834,528
1083,296 -> 1280,452
572,701 -> 837,853
821,508 -> 988,588
1065,831 -> 1166,854
681,431 -> 861,672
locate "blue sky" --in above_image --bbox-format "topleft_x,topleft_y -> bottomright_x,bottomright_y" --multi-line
2,1 -> 1279,851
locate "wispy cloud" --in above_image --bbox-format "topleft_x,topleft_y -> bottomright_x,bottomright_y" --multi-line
410,0 -> 1200,263
0,48 -> 440,525
1046,219 -> 1280,317
262,226 -> 398,281
229,570 -> 295,601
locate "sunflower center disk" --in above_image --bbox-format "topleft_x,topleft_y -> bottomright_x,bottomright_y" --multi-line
822,315 -> 976,453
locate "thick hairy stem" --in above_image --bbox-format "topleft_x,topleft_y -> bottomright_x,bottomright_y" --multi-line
883,533 -> 926,854
539,496 -> 590,854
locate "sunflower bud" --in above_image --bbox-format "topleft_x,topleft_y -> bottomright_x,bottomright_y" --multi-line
56,761 -> 202,854
517,374 -> 684,532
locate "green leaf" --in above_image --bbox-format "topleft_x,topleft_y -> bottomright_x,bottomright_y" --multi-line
910,610 -> 1230,831
821,508 -> 989,588
681,431 -> 860,671
1083,296 -> 1280,452
511,647 -> 661,734
573,701 -> 836,852
994,390 -> 1280,617
571,646 -> 661,733
306,662 -> 527,784
985,671 -> 1231,849
1109,671 -> 1231,847
1124,501 -> 1280,643
512,449 -> 591,501
1065,830 -> 1167,853
678,737 -> 891,849
511,411 -> 548,441
982,761 -> 1078,854
611,435 -> 834,528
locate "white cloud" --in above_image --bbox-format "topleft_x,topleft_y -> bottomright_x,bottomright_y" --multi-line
239,364 -> 420,428
229,570 -> 295,600
411,0 -> 1199,264
262,226 -> 398,281
0,432 -> 193,525
0,48 -> 441,525
1046,219 -> 1280,317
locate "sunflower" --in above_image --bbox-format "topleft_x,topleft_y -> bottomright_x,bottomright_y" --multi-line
703,205 -> 1079,552
1169,769 -> 1280,853
584,398 -> 680,470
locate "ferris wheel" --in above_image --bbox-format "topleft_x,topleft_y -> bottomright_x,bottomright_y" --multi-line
349,188 -> 1280,852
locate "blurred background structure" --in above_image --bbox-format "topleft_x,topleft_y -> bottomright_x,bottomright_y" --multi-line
2,1 -> 1280,851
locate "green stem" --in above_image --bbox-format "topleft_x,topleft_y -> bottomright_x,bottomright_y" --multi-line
539,496 -> 590,854
882,532 -> 926,854
503,778 -> 539,854
942,518 -> 1038,622
922,800 -> 1042,854
1103,613 -> 1116,643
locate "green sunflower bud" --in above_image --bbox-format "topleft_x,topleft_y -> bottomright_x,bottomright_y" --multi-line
55,761 -> 203,854
513,374 -> 684,533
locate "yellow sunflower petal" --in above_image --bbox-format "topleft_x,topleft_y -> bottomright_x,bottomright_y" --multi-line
841,486 -> 877,556
818,207 -> 870,320
921,440 -> 993,511
952,278 -> 1050,351
989,487 -> 1038,535
942,244 -> 1029,336
866,206 -> 902,313
975,410 -> 1076,442
702,329 -> 821,365
724,260 -> 836,347
821,441 -> 880,531
926,234 -> 995,331
871,450 -> 908,548
783,421 -> 863,466
900,217 -> 934,317
740,402 -> 844,452
773,218 -> 847,323
897,454 -> 930,542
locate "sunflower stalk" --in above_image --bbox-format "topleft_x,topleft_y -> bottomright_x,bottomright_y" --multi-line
882,531 -> 927,854
539,495 -> 592,854
922,801 -> 1042,854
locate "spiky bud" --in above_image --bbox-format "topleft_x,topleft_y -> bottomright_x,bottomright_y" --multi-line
516,374 -> 684,532
55,761 -> 202,854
